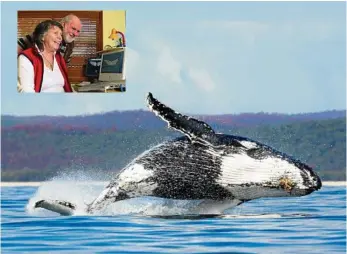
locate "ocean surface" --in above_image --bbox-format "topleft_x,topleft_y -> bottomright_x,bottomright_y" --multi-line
1,182 -> 346,254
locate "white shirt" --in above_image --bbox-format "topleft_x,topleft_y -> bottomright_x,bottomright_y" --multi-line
18,49 -> 65,93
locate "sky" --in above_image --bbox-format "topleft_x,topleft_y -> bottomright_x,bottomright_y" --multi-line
1,1 -> 346,116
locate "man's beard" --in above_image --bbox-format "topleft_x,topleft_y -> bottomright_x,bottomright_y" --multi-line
64,34 -> 75,43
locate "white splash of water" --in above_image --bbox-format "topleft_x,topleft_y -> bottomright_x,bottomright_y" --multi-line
26,180 -> 105,216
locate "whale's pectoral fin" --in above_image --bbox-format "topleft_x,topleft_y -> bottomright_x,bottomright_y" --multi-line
34,199 -> 76,216
146,92 -> 220,145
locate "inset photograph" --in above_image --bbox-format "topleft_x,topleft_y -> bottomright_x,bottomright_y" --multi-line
17,10 -> 126,93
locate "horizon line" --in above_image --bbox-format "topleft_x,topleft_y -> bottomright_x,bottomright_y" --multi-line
1,108 -> 346,118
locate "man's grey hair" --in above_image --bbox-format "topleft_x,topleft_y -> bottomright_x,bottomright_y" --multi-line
60,14 -> 78,25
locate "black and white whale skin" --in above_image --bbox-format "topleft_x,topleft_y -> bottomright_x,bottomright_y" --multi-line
34,92 -> 322,216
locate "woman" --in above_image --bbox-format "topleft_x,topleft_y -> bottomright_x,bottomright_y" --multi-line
17,20 -> 73,93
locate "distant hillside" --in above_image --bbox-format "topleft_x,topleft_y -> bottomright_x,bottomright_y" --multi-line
1,117 -> 345,182
1,109 -> 345,131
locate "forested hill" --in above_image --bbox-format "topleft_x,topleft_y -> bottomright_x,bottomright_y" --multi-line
1,116 -> 345,182
2,109 -> 345,130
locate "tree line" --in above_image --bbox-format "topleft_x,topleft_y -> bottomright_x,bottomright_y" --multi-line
1,117 -> 345,181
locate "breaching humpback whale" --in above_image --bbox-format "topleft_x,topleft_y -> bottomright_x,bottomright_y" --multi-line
34,92 -> 322,216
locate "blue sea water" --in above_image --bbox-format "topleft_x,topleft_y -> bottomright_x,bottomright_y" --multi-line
1,183 -> 346,254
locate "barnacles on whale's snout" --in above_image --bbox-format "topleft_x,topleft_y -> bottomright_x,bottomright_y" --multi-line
279,176 -> 296,192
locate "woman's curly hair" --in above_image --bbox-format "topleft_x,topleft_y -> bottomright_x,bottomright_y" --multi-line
33,20 -> 63,51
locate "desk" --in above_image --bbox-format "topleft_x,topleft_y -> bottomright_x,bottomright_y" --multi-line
72,81 -> 126,93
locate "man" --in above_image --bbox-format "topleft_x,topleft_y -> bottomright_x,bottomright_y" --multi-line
17,14 -> 82,64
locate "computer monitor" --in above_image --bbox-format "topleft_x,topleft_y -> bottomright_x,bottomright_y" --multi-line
85,58 -> 102,79
98,48 -> 126,82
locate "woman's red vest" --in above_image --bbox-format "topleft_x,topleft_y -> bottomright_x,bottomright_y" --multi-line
18,47 -> 73,93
